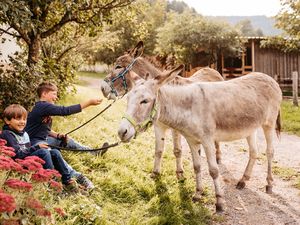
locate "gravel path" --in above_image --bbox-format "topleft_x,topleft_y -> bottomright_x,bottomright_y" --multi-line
182,128 -> 300,225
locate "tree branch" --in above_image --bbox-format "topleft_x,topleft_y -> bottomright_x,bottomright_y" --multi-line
0,27 -> 21,39
41,0 -> 134,38
56,45 -> 78,62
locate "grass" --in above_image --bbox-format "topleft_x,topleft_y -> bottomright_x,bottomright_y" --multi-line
272,165 -> 300,190
281,100 -> 300,136
51,85 -> 214,224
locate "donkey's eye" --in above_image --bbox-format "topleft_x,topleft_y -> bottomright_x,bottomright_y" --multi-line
140,99 -> 149,104
115,65 -> 122,69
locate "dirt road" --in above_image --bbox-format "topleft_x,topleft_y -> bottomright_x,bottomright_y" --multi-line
186,129 -> 300,225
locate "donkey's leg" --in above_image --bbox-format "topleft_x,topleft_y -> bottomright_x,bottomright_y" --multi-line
171,129 -> 184,180
185,139 -> 203,202
151,124 -> 168,179
202,138 -> 225,212
237,131 -> 258,189
262,125 -> 275,194
215,141 -> 222,164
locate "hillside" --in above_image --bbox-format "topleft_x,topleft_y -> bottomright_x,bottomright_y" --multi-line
207,15 -> 282,36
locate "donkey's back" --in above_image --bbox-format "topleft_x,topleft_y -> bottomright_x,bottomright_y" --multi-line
160,72 -> 282,142
195,72 -> 282,141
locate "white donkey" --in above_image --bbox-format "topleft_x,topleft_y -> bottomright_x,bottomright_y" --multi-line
100,41 -> 224,181
118,65 -> 282,212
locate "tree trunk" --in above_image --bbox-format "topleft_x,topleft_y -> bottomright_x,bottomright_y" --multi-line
27,35 -> 42,67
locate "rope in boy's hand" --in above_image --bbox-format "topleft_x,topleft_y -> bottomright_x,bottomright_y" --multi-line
57,133 -> 68,147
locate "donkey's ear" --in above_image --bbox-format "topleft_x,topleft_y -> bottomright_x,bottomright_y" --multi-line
145,72 -> 151,81
155,64 -> 184,86
130,41 -> 144,58
130,71 -> 144,85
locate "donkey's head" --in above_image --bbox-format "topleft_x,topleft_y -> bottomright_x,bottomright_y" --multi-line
118,65 -> 184,142
100,41 -> 144,99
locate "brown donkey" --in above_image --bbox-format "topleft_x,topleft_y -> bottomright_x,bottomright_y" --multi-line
100,42 -> 224,180
118,65 -> 282,212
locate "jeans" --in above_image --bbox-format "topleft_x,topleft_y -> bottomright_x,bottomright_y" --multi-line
34,136 -> 90,178
31,149 -> 54,169
31,149 -> 71,184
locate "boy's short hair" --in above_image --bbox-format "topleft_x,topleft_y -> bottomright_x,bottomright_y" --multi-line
3,104 -> 27,121
37,81 -> 58,98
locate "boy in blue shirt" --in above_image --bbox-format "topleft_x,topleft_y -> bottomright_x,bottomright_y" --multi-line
1,104 -> 77,191
25,81 -> 102,190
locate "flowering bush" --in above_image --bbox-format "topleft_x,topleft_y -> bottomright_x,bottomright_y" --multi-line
0,139 -> 65,224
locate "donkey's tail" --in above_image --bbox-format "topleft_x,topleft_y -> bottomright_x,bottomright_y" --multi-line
275,110 -> 281,139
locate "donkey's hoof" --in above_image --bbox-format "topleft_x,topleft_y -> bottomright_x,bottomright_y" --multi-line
216,159 -> 222,165
216,203 -> 225,213
192,192 -> 202,202
236,181 -> 246,189
150,171 -> 160,179
100,142 -> 109,156
266,185 -> 273,194
176,171 -> 185,181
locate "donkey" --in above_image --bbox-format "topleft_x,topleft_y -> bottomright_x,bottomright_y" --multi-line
117,65 -> 282,212
100,42 -> 224,180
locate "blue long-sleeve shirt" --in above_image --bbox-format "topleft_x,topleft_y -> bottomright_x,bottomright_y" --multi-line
0,125 -> 39,159
25,101 -> 81,144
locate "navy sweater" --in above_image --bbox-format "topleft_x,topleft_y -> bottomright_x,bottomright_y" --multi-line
25,101 -> 81,144
1,125 -> 39,159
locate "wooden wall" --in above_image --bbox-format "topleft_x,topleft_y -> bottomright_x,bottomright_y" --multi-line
253,40 -> 300,81
252,39 -> 300,92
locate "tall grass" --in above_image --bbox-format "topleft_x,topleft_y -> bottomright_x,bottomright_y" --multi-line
281,100 -> 300,136
51,85 -> 214,224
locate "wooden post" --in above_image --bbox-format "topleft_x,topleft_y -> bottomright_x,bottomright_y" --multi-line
292,71 -> 298,106
274,74 -> 278,82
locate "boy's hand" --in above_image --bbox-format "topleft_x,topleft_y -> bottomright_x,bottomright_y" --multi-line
39,143 -> 49,149
81,98 -> 103,109
89,98 -> 102,106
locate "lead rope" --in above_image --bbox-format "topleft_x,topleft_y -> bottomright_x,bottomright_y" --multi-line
65,99 -> 116,136
48,142 -> 120,152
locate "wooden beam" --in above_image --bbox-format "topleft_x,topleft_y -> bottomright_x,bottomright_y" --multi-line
251,40 -> 255,71
292,71 -> 298,106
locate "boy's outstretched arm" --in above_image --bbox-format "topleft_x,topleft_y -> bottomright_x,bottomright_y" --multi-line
80,99 -> 102,110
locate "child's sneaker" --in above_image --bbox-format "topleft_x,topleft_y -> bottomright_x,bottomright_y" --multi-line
76,174 -> 95,190
63,179 -> 79,193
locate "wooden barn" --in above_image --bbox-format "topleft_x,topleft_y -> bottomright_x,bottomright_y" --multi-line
221,37 -> 300,92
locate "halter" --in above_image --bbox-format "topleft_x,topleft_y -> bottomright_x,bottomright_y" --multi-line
104,58 -> 138,97
122,102 -> 157,138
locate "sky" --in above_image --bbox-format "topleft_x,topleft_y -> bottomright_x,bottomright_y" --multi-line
181,0 -> 282,16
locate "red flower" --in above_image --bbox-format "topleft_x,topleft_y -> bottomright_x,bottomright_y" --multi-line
0,138 -> 7,146
0,192 -> 16,213
49,180 -> 63,192
0,156 -> 25,173
1,145 -> 15,152
0,149 -> 16,157
1,219 -> 20,225
37,208 -> 51,217
54,207 -> 66,216
26,198 -> 51,217
46,169 -> 62,179
24,155 -> 45,165
31,168 -> 61,183
4,178 -> 33,192
26,198 -> 43,210
16,158 -> 43,171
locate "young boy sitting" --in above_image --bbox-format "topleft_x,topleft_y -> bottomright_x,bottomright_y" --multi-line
25,81 -> 102,190
1,104 -> 78,191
